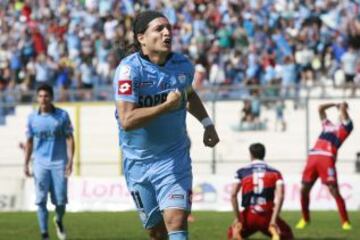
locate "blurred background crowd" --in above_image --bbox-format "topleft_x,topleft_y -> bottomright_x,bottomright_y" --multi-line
0,0 -> 360,126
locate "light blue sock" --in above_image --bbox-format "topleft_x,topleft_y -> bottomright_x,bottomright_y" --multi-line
37,203 -> 48,233
55,205 -> 66,222
168,231 -> 188,240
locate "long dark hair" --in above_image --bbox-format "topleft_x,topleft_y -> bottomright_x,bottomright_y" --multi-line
125,11 -> 166,57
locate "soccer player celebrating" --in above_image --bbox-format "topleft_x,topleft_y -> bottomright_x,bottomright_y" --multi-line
113,11 -> 219,240
228,143 -> 293,240
296,102 -> 353,230
24,84 -> 75,240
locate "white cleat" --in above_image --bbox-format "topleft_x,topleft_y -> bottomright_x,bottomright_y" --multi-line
53,217 -> 67,240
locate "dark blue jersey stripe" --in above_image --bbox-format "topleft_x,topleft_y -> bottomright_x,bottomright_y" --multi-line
344,121 -> 353,133
319,132 -> 342,148
236,164 -> 280,180
241,187 -> 275,208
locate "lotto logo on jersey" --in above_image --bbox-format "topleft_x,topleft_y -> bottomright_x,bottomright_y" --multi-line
118,80 -> 132,95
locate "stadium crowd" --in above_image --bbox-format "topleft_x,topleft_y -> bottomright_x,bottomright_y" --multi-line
0,0 -> 360,122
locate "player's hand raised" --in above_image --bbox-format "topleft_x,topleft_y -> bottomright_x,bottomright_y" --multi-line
203,125 -> 220,147
165,89 -> 182,111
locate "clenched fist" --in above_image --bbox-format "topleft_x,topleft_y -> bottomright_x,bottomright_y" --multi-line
203,125 -> 220,147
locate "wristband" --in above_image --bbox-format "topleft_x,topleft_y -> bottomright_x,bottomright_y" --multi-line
201,117 -> 213,128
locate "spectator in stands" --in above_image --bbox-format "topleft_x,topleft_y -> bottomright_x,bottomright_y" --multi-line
0,0 -> 360,101
275,100 -> 286,132
341,47 -> 359,96
280,56 -> 298,98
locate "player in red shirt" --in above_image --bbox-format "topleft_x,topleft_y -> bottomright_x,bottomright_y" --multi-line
228,143 -> 293,240
296,102 -> 353,230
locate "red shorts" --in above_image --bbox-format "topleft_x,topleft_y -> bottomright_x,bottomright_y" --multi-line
227,209 -> 293,240
302,154 -> 337,184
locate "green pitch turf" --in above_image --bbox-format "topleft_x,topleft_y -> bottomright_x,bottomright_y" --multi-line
0,211 -> 358,239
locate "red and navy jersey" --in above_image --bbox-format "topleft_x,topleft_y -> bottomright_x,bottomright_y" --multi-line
235,160 -> 283,212
310,119 -> 353,158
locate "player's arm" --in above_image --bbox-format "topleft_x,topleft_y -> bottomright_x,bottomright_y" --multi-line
269,180 -> 284,226
65,134 -> 75,177
339,102 -> 350,122
230,182 -> 242,223
187,87 -> 219,147
116,90 -> 181,131
24,137 -> 33,177
318,103 -> 337,121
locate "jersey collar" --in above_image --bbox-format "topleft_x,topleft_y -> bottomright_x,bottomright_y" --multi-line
251,159 -> 266,164
139,51 -> 173,66
38,104 -> 56,115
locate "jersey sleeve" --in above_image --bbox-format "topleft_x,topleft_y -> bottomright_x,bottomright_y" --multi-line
275,171 -> 284,185
25,115 -> 33,139
185,57 -> 195,87
113,62 -> 140,103
63,112 -> 74,136
341,119 -> 353,133
235,169 -> 243,183
188,62 -> 195,86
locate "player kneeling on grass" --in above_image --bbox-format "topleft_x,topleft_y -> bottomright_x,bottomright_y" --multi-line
228,143 -> 293,240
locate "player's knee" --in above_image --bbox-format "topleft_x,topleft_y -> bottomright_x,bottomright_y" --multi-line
327,184 -> 340,196
163,210 -> 187,231
301,183 -> 311,194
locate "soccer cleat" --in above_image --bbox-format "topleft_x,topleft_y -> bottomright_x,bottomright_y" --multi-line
41,232 -> 49,240
53,217 -> 67,240
342,222 -> 352,230
295,218 -> 309,229
268,225 -> 280,240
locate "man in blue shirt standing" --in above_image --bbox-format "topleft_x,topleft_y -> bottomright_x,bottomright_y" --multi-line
24,84 -> 75,240
113,11 -> 220,240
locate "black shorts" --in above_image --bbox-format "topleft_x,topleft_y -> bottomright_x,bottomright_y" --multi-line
345,74 -> 355,83
82,83 -> 93,89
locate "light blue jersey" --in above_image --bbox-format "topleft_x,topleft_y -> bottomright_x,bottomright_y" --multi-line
113,52 -> 194,161
26,107 -> 73,168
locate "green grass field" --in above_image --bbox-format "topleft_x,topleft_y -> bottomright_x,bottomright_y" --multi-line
0,211 -> 358,239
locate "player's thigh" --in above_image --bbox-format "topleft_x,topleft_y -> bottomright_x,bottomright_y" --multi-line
316,156 -> 337,184
302,155 -> 319,184
153,151 -> 193,213
33,164 -> 51,204
49,166 -> 67,205
124,159 -> 163,229
241,210 -> 262,238
276,217 -> 294,240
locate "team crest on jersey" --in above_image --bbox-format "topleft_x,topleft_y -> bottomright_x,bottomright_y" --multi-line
177,74 -> 186,84
118,80 -> 132,95
118,65 -> 131,79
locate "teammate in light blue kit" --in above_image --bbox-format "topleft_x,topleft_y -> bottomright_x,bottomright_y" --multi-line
113,11 -> 220,240
24,84 -> 75,240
